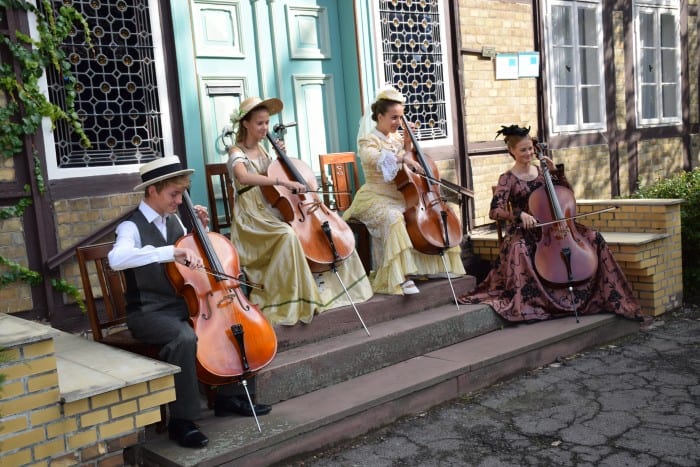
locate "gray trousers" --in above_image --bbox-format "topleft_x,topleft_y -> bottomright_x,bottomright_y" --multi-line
127,308 -> 255,421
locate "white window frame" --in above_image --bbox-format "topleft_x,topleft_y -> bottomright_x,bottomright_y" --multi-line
36,0 -> 173,180
543,0 -> 607,134
633,0 -> 681,126
370,0 -> 454,149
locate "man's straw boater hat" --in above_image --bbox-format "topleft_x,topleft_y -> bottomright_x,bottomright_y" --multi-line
231,96 -> 283,124
133,155 -> 194,191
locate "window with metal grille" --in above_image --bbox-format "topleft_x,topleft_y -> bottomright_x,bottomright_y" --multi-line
377,0 -> 449,142
43,0 -> 168,174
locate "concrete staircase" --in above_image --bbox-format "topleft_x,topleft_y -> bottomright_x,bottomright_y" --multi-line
131,276 -> 640,466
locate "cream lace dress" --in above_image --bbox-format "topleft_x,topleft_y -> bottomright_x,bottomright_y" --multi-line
227,145 -> 373,325
342,128 -> 465,294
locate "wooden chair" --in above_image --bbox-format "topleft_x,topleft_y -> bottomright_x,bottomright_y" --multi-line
318,152 -> 372,274
205,163 -> 235,234
76,241 -> 166,428
493,185 -> 506,246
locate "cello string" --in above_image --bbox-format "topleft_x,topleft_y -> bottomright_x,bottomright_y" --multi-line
187,262 -> 265,290
411,171 -> 474,199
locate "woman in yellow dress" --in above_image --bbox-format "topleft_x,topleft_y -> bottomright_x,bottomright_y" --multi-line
343,87 -> 465,295
226,96 -> 373,325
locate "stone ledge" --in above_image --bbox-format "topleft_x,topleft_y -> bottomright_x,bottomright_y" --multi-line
0,313 -> 59,348
470,230 -> 667,246
54,332 -> 180,403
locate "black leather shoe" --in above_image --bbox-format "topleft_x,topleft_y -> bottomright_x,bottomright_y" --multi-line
214,396 -> 272,417
168,419 -> 208,448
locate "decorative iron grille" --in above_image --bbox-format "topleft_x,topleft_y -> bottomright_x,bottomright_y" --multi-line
45,0 -> 163,168
378,0 -> 447,140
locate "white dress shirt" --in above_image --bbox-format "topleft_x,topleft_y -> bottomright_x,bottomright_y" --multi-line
108,200 -> 186,271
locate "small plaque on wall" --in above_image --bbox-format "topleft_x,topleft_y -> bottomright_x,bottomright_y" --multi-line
495,53 -> 519,80
518,52 -> 540,78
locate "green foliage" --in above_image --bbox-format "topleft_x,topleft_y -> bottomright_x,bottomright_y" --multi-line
0,0 -> 89,312
0,0 -> 91,158
51,278 -> 86,313
631,168 -> 700,300
0,255 -> 42,287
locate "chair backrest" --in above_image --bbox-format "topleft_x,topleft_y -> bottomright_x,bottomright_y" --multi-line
492,185 -> 505,245
318,152 -> 361,212
76,241 -> 127,342
205,163 -> 235,234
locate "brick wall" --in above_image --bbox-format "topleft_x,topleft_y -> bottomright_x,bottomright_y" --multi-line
469,153 -> 513,226
636,138 -> 687,187
53,193 -> 140,308
0,217 -> 32,313
0,317 -> 175,466
458,0 -> 538,143
577,199 -> 684,315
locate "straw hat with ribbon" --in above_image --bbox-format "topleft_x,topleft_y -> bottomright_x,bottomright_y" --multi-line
133,155 -> 194,191
230,96 -> 283,127
375,86 -> 405,104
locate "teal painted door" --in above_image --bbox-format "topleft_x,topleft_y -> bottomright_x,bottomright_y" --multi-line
180,0 -> 356,178
266,0 -> 352,173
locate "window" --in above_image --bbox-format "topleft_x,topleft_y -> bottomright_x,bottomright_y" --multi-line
634,0 -> 680,125
545,0 -> 606,133
42,0 -> 172,179
375,0 -> 452,144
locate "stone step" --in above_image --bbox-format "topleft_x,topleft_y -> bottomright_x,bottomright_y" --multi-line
256,302 -> 501,404
272,275 -> 476,350
134,309 -> 640,467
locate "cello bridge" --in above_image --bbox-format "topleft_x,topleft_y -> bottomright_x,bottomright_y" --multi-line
217,289 -> 250,311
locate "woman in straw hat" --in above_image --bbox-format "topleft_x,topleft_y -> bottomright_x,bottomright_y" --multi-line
108,156 -> 271,449
343,86 -> 465,295
226,96 -> 373,325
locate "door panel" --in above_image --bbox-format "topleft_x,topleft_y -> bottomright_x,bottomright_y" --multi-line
185,0 -> 352,178
270,1 -> 350,168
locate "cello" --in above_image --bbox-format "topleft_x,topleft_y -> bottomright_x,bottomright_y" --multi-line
262,132 -> 356,273
395,115 -> 463,255
261,129 -> 370,335
395,115 -> 463,307
528,140 -> 598,321
166,190 -> 277,425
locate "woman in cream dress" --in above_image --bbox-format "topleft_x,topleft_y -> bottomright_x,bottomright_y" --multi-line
226,96 -> 373,326
343,87 -> 465,295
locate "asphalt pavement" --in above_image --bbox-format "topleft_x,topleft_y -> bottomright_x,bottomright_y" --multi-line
281,305 -> 700,467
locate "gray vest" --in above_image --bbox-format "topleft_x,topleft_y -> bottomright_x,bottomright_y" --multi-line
123,209 -> 189,315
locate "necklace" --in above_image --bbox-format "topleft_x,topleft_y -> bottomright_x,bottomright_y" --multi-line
240,142 -> 258,151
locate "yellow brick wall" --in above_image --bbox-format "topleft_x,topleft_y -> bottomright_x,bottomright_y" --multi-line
459,0 -> 538,143
53,193 -> 140,307
613,11 -> 627,132
0,332 -> 175,465
577,200 -> 684,315
549,145 -> 612,199
469,153 -> 513,226
0,216 -> 33,313
0,150 -> 14,182
636,138 -> 686,188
